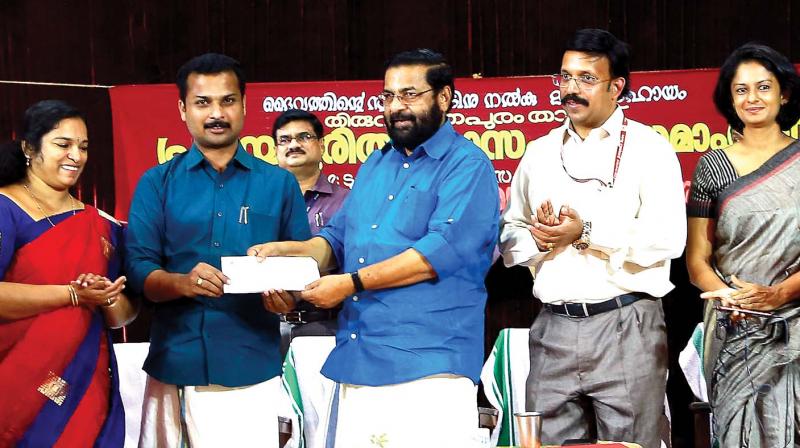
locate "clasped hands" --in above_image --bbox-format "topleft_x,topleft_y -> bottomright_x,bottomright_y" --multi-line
527,199 -> 583,252
700,274 -> 785,315
71,273 -> 126,307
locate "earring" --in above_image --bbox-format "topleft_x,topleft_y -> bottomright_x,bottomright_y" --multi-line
25,155 -> 30,166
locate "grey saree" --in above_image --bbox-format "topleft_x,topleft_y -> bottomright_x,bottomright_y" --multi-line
689,142 -> 800,447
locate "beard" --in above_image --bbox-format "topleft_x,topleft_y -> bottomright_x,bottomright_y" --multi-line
385,102 -> 444,152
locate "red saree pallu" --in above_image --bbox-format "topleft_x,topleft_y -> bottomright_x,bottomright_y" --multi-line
0,207 -> 124,447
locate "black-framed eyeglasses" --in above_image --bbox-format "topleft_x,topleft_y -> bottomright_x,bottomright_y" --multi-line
551,73 -> 611,90
377,88 -> 434,106
276,132 -> 319,146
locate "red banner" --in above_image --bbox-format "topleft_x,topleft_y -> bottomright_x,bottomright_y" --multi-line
109,69 -> 800,220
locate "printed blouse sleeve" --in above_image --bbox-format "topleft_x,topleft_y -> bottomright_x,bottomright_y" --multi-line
687,156 -> 717,219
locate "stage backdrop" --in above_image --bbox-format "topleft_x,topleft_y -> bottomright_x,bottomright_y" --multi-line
110,68 -> 800,220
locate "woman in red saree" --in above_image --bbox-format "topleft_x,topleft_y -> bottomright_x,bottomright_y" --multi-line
687,44 -> 800,446
0,100 -> 138,447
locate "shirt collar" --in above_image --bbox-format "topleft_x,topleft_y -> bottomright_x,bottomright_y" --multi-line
384,120 -> 456,160
308,171 -> 335,195
185,142 -> 253,171
562,106 -> 625,143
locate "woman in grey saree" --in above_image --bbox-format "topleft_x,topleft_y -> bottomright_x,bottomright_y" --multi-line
687,43 -> 800,447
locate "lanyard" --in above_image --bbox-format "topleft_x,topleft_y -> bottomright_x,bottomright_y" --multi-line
561,118 -> 628,189
610,119 -> 628,188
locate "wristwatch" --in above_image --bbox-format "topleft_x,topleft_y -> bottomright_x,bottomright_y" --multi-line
571,220 -> 592,251
350,271 -> 365,293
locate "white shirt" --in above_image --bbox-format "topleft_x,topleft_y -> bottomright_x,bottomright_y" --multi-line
499,107 -> 686,304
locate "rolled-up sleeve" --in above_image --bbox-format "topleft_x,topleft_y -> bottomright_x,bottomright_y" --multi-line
499,144 -> 544,267
125,170 -> 165,293
412,156 -> 499,278
590,135 -> 687,269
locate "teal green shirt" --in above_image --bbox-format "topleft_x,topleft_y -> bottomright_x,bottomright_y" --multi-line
126,144 -> 311,386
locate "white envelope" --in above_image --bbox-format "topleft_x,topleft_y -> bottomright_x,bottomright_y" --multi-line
221,256 -> 320,293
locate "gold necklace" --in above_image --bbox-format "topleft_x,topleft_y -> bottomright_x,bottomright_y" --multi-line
22,184 -> 76,228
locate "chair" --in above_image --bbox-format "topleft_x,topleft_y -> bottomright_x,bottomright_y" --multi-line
113,342 -> 150,448
679,323 -> 711,448
480,328 -> 531,447
281,335 -> 337,448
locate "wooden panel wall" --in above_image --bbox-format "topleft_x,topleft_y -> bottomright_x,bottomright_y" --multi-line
2,0 -> 797,209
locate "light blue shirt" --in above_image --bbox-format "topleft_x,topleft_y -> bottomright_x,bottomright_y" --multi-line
318,121 -> 499,385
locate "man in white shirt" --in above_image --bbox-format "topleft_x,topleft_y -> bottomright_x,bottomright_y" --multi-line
499,29 -> 686,447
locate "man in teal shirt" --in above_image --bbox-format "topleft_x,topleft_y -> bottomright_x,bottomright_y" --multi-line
126,53 -> 310,447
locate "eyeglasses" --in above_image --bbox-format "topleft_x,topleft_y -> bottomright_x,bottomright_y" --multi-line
377,88 -> 434,106
552,73 -> 611,90
276,132 -> 319,146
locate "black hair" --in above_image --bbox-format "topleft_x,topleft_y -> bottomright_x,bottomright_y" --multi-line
713,42 -> 800,132
176,53 -> 246,102
565,29 -> 631,97
384,48 -> 454,111
0,100 -> 83,186
271,109 -> 325,140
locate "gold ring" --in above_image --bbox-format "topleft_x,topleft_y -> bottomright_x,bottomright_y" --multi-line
106,298 -> 113,305
546,242 -> 554,250
196,277 -> 204,286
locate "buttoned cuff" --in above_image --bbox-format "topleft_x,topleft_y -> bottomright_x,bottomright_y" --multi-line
412,233 -> 459,278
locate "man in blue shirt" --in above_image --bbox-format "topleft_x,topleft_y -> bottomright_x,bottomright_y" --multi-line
126,53 -> 310,447
250,49 -> 499,448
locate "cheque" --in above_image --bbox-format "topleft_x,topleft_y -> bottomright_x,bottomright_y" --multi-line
221,256 -> 320,293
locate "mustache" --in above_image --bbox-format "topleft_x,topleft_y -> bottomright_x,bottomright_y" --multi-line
389,112 -> 416,124
286,148 -> 306,155
204,119 -> 231,129
561,93 -> 589,107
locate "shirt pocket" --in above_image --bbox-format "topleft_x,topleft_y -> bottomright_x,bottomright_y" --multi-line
394,187 -> 437,240
246,210 -> 280,243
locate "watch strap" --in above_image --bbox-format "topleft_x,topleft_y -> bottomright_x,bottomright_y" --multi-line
572,220 -> 592,250
351,271 -> 365,292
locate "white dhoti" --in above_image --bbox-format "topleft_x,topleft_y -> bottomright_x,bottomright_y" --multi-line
327,374 -> 479,448
139,376 -> 280,448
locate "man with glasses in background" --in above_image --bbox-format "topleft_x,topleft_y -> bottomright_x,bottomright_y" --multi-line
273,109 -> 348,341
500,29 -> 685,447
250,48 -> 499,447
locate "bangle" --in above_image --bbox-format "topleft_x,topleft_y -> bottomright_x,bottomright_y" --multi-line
350,271 -> 365,293
67,285 -> 79,307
